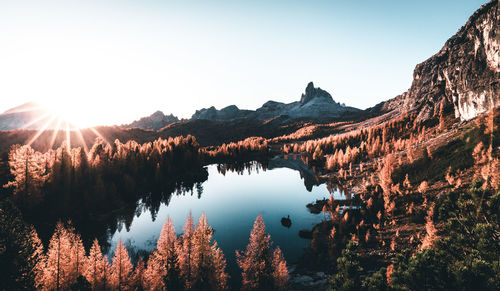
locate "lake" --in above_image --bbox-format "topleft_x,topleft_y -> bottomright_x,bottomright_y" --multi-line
107,156 -> 343,282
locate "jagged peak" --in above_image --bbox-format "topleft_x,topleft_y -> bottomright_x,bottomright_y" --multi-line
300,82 -> 334,104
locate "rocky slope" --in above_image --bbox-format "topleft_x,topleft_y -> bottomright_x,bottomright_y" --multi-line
382,0 -> 499,121
122,110 -> 179,130
192,82 -> 361,121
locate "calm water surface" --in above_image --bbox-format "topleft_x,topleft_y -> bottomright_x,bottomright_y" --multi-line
108,160 -> 342,279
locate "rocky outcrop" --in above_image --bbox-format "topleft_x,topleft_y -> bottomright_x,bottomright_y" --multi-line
191,82 -> 360,122
123,110 -> 179,130
300,81 -> 334,104
191,105 -> 252,120
386,0 -> 499,121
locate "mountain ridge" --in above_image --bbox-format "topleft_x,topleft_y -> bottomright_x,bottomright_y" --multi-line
121,110 -> 179,130
191,81 -> 361,122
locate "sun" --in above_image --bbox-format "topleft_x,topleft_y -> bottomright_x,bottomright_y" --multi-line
23,100 -> 108,154
40,100 -> 93,129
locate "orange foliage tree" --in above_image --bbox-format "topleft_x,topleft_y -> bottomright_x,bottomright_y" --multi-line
236,214 -> 288,290
110,240 -> 133,291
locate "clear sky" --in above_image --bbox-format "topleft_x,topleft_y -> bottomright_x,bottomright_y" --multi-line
0,0 -> 489,127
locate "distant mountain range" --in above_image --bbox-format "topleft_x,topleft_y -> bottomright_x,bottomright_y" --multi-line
191,82 -> 361,122
1,81 -> 361,131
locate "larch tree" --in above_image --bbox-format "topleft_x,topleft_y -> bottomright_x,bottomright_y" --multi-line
271,247 -> 289,290
84,239 -> 107,290
102,255 -> 112,290
420,205 -> 438,250
68,227 -> 87,284
211,244 -> 230,291
29,227 -> 46,290
178,211 -> 195,288
4,145 -> 47,207
144,217 -> 183,290
42,222 -> 74,290
143,254 -> 162,291
191,213 -> 229,290
131,257 -> 145,291
0,200 -> 46,290
110,240 -> 133,291
237,214 -> 286,290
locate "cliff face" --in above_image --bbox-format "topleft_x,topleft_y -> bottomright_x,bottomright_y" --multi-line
401,0 -> 499,121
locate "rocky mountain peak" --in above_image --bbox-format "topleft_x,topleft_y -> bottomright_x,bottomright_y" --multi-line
300,82 -> 334,104
123,110 -> 179,130
394,0 -> 499,121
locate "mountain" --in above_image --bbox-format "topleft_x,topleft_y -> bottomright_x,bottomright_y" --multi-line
379,0 -> 499,121
191,105 -> 252,121
122,110 -> 179,130
0,102 -> 58,131
191,82 -> 361,121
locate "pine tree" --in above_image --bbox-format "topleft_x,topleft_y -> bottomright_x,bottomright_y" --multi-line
68,226 -> 87,284
420,205 -> 437,250
272,247 -> 289,290
110,240 -> 133,291
131,257 -> 145,291
211,244 -> 230,291
178,211 -> 195,288
143,253 -> 162,291
84,239 -> 107,290
237,214 -> 285,290
4,145 -> 47,207
328,241 -> 363,291
144,217 -> 183,290
42,222 -> 74,290
192,213 -> 229,290
102,255 -> 112,290
0,200 -> 43,290
29,227 -> 46,290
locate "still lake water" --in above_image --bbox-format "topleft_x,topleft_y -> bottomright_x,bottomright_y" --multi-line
107,158 -> 341,279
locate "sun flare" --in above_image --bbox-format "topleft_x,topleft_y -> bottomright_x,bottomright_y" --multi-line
41,100 -> 94,129
18,100 -> 108,154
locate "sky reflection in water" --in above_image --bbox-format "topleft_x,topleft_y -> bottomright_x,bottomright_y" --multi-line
108,162 -> 343,277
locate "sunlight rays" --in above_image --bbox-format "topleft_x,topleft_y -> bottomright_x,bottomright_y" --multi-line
18,102 -> 110,158
48,117 -> 63,150
21,112 -> 52,130
89,127 -> 110,146
75,127 -> 90,157
65,122 -> 71,153
27,115 -> 58,146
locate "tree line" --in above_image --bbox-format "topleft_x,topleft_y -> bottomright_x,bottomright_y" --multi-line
3,135 -> 205,212
1,210 -> 289,291
1,135 -> 210,247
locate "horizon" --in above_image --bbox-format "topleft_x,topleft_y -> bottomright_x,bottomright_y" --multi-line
0,0 -> 489,127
